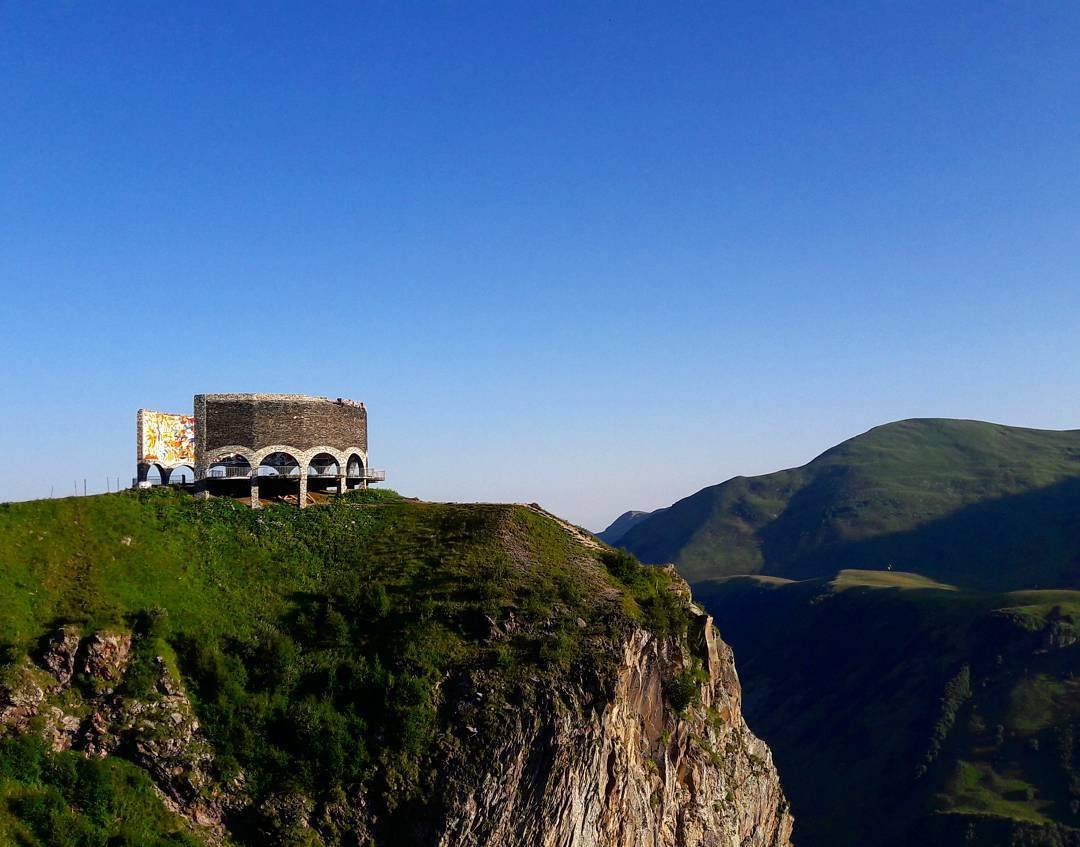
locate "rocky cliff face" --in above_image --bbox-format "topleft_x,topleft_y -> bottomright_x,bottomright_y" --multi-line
437,602 -> 792,847
1,605 -> 790,847
0,592 -> 791,847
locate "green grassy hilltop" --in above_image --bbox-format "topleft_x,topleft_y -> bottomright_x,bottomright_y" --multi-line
0,488 -> 687,846
616,418 -> 1080,589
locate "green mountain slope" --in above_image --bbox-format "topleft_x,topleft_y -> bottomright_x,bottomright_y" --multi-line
697,572 -> 1080,847
616,418 -> 1080,588
0,488 -> 696,846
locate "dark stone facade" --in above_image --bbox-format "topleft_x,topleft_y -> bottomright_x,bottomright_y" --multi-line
192,394 -> 371,509
195,393 -> 367,458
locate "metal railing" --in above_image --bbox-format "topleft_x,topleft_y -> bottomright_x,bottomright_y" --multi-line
256,465 -> 302,477
204,466 -> 387,482
208,466 -> 252,479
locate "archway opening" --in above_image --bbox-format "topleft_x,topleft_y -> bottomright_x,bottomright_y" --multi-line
167,465 -> 194,484
208,455 -> 252,478
258,452 -> 301,477
143,464 -> 165,485
308,453 -> 339,478
346,454 -> 365,479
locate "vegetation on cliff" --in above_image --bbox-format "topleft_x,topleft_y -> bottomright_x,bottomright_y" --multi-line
0,488 -> 697,846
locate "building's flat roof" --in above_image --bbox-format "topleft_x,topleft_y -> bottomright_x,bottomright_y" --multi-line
197,393 -> 362,406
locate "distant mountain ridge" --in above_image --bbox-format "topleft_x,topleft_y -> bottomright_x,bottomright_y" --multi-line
609,418 -> 1080,590
596,509 -> 661,545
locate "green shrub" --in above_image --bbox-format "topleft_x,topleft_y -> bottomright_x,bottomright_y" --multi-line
600,549 -> 689,638
538,626 -> 579,669
665,665 -> 708,713
915,663 -> 972,779
337,488 -> 403,505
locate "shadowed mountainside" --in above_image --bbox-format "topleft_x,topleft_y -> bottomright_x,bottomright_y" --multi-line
696,572 -> 1080,847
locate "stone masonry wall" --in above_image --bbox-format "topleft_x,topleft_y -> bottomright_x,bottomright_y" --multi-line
194,393 -> 367,468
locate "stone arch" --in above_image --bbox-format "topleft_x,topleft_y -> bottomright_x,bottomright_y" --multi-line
206,453 -> 252,479
165,464 -> 194,484
144,463 -> 167,485
206,445 -> 256,465
298,446 -> 346,468
250,445 -> 306,468
257,450 -> 302,477
345,452 -> 366,479
307,452 -> 340,478
342,446 -> 368,465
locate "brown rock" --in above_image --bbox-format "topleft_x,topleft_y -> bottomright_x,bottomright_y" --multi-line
79,631 -> 132,682
41,706 -> 82,752
0,663 -> 46,730
40,625 -> 81,685
436,600 -> 793,846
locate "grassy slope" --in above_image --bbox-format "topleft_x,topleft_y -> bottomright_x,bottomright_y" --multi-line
617,418 -> 1080,588
696,572 -> 1080,847
0,488 -> 688,846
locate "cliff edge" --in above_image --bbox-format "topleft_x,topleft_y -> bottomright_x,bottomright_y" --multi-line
0,489 -> 791,846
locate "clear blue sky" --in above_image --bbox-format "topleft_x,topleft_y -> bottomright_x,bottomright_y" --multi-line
2,3 -> 1078,529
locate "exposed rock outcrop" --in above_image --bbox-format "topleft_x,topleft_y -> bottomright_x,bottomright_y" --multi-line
0,662 -> 47,731
436,609 -> 792,847
40,624 -> 81,684
1,626 -> 239,843
78,630 -> 132,683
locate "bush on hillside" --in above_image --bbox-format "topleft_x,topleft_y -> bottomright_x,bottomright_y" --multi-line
600,549 -> 689,638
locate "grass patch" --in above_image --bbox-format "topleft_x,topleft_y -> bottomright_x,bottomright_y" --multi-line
831,569 -> 959,592
940,760 -> 1049,823
1006,675 -> 1066,734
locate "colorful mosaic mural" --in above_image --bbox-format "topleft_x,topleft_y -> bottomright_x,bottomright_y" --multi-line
139,410 -> 195,466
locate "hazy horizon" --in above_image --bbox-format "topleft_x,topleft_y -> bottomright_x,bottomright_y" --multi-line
2,4 -> 1078,530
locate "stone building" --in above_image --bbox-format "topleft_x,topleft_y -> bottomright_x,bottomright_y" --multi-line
136,393 -> 384,507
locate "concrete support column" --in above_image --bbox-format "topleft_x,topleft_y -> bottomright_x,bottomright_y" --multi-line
250,477 -> 260,509
136,463 -> 152,489
193,460 -> 209,500
298,472 -> 308,508
336,474 -> 347,495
